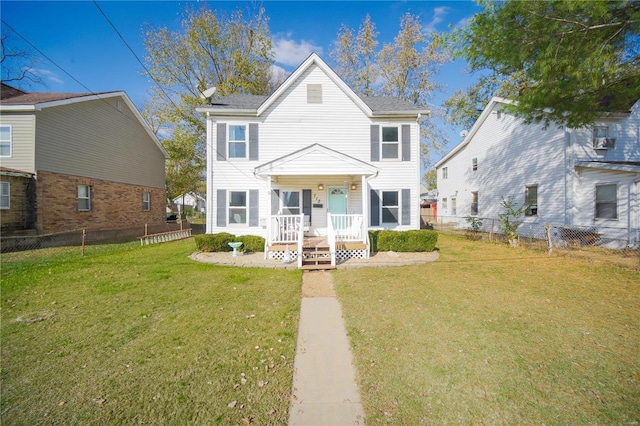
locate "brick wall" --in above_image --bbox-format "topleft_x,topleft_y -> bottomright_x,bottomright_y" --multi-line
0,174 -> 35,231
36,170 -> 166,234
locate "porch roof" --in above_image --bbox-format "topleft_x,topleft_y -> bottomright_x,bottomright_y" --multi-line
254,143 -> 378,177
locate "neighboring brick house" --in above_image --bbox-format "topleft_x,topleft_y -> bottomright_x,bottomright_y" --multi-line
0,83 -> 168,235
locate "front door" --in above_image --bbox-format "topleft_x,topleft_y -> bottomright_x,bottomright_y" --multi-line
328,186 -> 348,233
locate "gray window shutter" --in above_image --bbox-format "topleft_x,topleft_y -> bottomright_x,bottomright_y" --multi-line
370,189 -> 380,226
402,188 -> 410,225
217,123 -> 226,161
271,189 -> 280,215
249,123 -> 259,161
302,189 -> 312,225
249,189 -> 259,226
217,189 -> 226,227
401,124 -> 411,161
370,125 -> 379,162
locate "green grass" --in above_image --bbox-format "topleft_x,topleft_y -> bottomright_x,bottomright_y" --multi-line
1,239 -> 301,425
334,234 -> 640,425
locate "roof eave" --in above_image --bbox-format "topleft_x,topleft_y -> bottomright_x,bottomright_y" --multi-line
195,107 -> 259,117
371,109 -> 430,118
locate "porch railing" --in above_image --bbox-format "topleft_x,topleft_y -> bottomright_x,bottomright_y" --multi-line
266,214 -> 304,267
330,214 -> 366,242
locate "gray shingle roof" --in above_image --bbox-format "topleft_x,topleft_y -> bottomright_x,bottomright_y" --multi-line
207,94 -> 269,110
0,83 -> 114,105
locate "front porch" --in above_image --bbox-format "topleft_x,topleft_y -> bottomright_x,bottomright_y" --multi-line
265,214 -> 369,270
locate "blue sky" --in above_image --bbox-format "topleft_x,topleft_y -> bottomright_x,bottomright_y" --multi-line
1,0 -> 482,159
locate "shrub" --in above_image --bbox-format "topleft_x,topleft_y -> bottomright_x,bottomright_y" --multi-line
376,230 -> 438,252
236,235 -> 265,252
368,230 -> 381,253
194,233 -> 236,252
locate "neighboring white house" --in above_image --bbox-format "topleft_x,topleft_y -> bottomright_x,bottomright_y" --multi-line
172,192 -> 206,214
196,53 -> 428,267
435,97 -> 640,248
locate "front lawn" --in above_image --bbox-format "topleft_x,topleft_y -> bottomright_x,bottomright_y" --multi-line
1,240 -> 301,425
334,233 -> 640,424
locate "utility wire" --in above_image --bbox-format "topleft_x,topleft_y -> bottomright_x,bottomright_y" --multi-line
91,0 -> 179,111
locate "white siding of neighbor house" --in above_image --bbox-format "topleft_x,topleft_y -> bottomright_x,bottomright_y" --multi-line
437,103 -> 567,225
437,99 -> 640,244
34,96 -> 166,189
206,63 -> 421,236
0,113 -> 36,173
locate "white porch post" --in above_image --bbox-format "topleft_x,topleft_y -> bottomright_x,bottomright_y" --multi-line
361,174 -> 367,236
265,176 -> 272,258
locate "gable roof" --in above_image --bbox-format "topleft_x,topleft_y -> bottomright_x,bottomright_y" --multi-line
0,83 -> 167,158
254,143 -> 378,177
196,53 -> 429,118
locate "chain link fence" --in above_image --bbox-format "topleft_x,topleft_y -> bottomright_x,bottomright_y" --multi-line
428,215 -> 640,270
1,221 -> 205,255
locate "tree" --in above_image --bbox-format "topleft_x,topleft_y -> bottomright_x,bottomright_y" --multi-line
1,31 -> 44,88
423,169 -> 437,190
142,5 -> 280,200
448,0 -> 640,129
331,13 -> 450,168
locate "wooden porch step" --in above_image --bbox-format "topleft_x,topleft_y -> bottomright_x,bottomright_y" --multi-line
301,245 -> 335,270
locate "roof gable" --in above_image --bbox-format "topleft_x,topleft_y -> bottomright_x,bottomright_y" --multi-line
254,143 -> 378,177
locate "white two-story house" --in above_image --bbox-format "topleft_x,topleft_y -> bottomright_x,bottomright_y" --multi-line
435,97 -> 640,248
197,53 -> 428,268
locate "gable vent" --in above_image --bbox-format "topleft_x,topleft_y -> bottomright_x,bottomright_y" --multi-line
307,84 -> 322,104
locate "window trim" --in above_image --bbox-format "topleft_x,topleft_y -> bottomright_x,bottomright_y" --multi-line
142,191 -> 151,211
472,158 -> 478,172
594,182 -> 618,220
0,181 -> 10,209
380,126 -> 400,160
442,197 -> 447,209
78,185 -> 91,211
525,184 -> 538,217
228,124 -> 248,159
442,167 -> 448,179
381,190 -> 399,225
228,190 -> 248,225
0,125 -> 12,157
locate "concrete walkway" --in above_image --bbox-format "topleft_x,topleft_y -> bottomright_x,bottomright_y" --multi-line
288,272 -> 365,426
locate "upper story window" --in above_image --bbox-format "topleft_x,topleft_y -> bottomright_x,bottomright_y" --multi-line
0,181 -> 9,209
525,185 -> 538,216
442,197 -> 447,209
472,158 -> 478,171
381,126 -> 399,159
0,125 -> 11,157
592,125 -> 615,150
442,167 -> 448,179
78,185 -> 91,211
228,125 -> 247,158
142,192 -> 151,211
307,84 -> 322,103
595,183 -> 617,219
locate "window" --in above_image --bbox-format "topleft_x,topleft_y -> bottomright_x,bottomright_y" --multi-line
0,125 -> 11,157
142,192 -> 151,211
451,198 -> 457,216
281,191 -> 300,215
442,197 -> 447,209
593,125 -> 609,138
307,84 -> 322,103
78,185 -> 91,211
382,191 -> 399,224
471,191 -> 478,216
525,185 -> 538,216
381,126 -> 399,159
229,191 -> 247,224
442,167 -> 448,179
595,183 -> 617,219
472,158 -> 478,171
0,181 -> 9,209
228,125 -> 247,158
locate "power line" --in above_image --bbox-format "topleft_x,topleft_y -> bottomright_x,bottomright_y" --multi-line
91,0 -> 179,111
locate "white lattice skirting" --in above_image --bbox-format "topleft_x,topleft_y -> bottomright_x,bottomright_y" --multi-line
269,249 -> 367,260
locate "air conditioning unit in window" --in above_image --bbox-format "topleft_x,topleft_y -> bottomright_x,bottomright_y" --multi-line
592,137 -> 615,150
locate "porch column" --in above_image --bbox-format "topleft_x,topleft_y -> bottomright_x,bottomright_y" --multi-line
361,174 -> 367,235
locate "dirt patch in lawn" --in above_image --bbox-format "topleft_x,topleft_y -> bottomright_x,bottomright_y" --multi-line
301,271 -> 335,297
